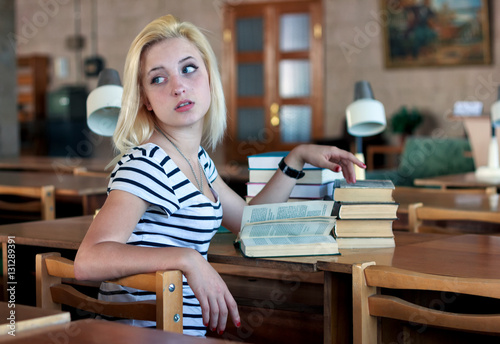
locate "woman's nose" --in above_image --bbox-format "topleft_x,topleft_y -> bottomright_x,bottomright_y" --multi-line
170,76 -> 186,96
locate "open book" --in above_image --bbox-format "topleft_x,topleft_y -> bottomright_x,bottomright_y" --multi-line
238,201 -> 339,258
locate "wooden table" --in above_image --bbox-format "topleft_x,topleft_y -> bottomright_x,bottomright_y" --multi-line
2,216 -> 499,343
0,319 -> 239,343
0,302 -> 69,335
391,186 -> 500,230
0,155 -> 110,174
394,186 -> 500,215
0,216 -> 438,343
317,234 -> 500,343
414,172 -> 500,189
0,171 -> 107,216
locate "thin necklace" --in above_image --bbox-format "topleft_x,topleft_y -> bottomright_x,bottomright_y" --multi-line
155,125 -> 204,193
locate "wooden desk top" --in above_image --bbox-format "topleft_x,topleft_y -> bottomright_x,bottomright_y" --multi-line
0,215 -> 92,250
317,234 -> 500,279
393,187 -> 500,213
1,319 -> 238,343
414,172 -> 500,188
0,302 -> 70,335
3,215 -> 499,282
0,216 -> 442,273
0,171 -> 108,197
0,156 -> 110,173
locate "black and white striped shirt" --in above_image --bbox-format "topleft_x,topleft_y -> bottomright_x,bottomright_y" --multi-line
98,143 -> 222,337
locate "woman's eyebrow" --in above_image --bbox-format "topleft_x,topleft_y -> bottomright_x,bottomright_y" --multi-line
146,56 -> 195,76
147,66 -> 165,76
179,56 -> 194,64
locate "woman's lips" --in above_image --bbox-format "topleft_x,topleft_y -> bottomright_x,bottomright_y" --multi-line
175,100 -> 194,112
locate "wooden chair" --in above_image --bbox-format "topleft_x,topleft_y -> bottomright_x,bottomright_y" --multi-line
36,252 -> 183,333
352,262 -> 500,344
408,202 -> 500,234
0,184 -> 55,221
73,167 -> 110,178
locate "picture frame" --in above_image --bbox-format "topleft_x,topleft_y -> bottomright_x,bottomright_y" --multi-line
381,0 -> 491,68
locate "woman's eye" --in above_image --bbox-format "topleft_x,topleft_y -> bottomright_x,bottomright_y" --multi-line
182,64 -> 198,74
151,76 -> 165,84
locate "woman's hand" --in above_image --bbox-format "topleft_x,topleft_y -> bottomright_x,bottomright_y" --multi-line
285,144 -> 365,183
183,251 -> 240,334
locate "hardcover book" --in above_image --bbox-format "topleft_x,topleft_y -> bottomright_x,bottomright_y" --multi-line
246,182 -> 334,199
238,200 -> 339,258
332,179 -> 395,203
248,152 -> 318,170
334,218 -> 396,238
249,168 -> 342,185
332,202 -> 399,219
335,236 -> 395,249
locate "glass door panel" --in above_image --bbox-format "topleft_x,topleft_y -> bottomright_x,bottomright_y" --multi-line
238,63 -> 264,96
237,17 -> 263,52
279,13 -> 310,52
279,60 -> 310,98
237,108 -> 265,141
280,105 -> 311,143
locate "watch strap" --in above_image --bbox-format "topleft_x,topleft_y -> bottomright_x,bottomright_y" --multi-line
278,157 -> 305,179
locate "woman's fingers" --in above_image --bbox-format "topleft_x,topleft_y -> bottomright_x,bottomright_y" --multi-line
226,291 -> 241,329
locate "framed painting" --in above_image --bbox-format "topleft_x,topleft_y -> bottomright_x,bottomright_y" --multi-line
382,0 -> 491,68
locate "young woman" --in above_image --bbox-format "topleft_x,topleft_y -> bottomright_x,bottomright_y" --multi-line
74,14 -> 364,337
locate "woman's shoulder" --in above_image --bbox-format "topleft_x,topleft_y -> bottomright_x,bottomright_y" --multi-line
197,147 -> 218,182
116,143 -> 171,171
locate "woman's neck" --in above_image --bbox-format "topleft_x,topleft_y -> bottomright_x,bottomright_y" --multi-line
152,126 -> 201,160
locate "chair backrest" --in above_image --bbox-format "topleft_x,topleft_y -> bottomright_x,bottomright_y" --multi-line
0,184 -> 55,221
408,202 -> 500,234
352,262 -> 500,344
36,252 -> 183,333
73,167 -> 110,178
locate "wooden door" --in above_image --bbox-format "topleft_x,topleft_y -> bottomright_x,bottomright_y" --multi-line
223,0 -> 324,163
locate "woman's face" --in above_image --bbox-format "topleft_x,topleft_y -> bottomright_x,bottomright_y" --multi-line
141,37 -> 211,131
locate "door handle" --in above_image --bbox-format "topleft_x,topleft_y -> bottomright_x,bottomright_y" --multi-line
270,102 -> 280,127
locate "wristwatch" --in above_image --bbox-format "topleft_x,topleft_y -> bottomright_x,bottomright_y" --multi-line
278,157 -> 305,179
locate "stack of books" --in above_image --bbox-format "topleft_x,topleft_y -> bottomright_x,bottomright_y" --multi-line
246,152 -> 343,202
331,179 -> 398,249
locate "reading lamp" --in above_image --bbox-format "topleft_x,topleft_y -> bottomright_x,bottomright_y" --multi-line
345,80 -> 387,180
86,68 -> 122,136
475,87 -> 500,180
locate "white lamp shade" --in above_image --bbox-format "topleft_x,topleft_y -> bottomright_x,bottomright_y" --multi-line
86,84 -> 122,137
346,98 -> 386,137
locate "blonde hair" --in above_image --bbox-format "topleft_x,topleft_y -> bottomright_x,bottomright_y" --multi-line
113,14 -> 226,157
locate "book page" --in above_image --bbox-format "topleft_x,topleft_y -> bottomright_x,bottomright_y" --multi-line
242,234 -> 336,247
240,200 -> 334,230
239,219 -> 336,239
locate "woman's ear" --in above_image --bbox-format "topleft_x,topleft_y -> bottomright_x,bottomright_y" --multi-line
143,98 -> 153,111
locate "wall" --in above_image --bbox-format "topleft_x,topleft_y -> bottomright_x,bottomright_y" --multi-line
325,0 -> 500,143
0,0 -> 19,157
13,0 -> 500,161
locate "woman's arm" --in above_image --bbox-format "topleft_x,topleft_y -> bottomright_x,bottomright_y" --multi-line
212,177 -> 247,234
250,144 -> 365,204
215,144 -> 365,233
74,190 -> 240,333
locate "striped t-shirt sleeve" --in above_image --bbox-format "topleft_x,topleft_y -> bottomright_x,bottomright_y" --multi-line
199,148 -> 218,184
108,147 -> 180,216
